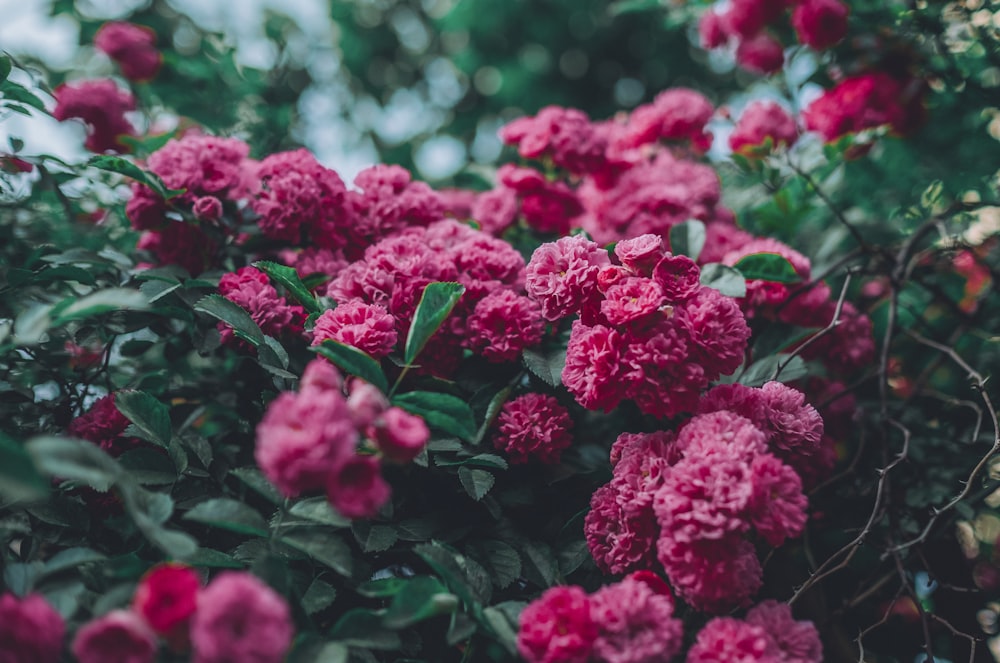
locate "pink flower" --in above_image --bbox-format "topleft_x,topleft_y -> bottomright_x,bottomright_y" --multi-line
730,101 -> 799,154
255,387 -> 357,497
736,33 -> 785,75
253,149 -> 351,248
658,536 -> 763,613
616,88 -> 714,152
493,393 -> 573,464
792,0 -> 849,50
601,277 -> 665,325
346,380 -> 389,428
72,610 -> 157,663
287,247 -> 349,286
299,357 -> 344,392
525,235 -> 610,321
562,321 -> 624,412
145,135 -> 251,199
654,453 -> 755,543
686,616 -> 780,663
466,290 -> 545,362
0,593 -> 65,663
94,22 -> 160,81
312,300 -> 397,359
347,164 -> 444,256
53,79 -> 135,153
749,454 -> 808,546
620,319 -> 703,418
585,482 -> 659,575
517,586 -> 597,663
699,10 -> 729,48
471,187 -> 519,235
614,234 -> 665,275
500,106 -> 609,174
676,410 -> 770,461
722,0 -> 788,38
745,600 -> 823,663
219,266 -> 306,341
803,73 -> 923,143
68,393 -> 138,457
132,563 -> 200,641
190,573 -> 293,663
326,455 -> 391,519
498,164 -> 582,234
653,254 -> 701,302
192,196 -> 223,221
590,574 -> 683,663
678,285 -> 751,378
369,407 -> 429,464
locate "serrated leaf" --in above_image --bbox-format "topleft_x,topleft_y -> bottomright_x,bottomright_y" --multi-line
383,576 -> 457,629
303,578 -> 338,615
414,541 -> 492,605
458,467 -> 494,501
289,497 -> 350,528
476,540 -> 521,589
54,288 -> 149,323
520,540 -> 559,588
184,498 -> 269,537
522,347 -> 566,388
482,602 -> 525,655
699,263 -> 747,298
194,294 -> 265,346
231,467 -> 283,504
734,253 -> 802,284
282,528 -> 353,577
310,341 -> 388,394
253,260 -> 321,313
26,436 -> 122,491
352,522 -> 398,552
669,219 -> 707,261
114,390 -> 172,448
404,282 -> 465,365
392,391 -> 476,442
183,548 -> 243,569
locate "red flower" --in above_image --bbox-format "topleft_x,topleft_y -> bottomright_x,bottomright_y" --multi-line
52,79 -> 136,153
736,33 -> 785,75
517,586 -> 597,663
94,22 -> 161,81
792,0 -> 849,50
326,455 -> 391,519
133,564 -> 200,648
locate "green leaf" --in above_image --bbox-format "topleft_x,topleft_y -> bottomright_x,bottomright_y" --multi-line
404,282 -> 465,365
183,548 -> 243,569
458,467 -> 494,501
520,539 -> 559,588
253,261 -> 321,313
699,263 -> 747,298
0,433 -> 49,502
303,578 -> 338,615
26,436 -> 122,491
40,548 -> 106,578
310,341 -> 388,394
414,541 -> 492,605
0,80 -> 45,111
88,155 -> 184,198
0,55 -> 11,83
475,540 -> 521,589
282,529 -> 353,577
329,609 -> 401,649
739,354 -> 808,386
114,391 -> 172,448
392,391 -> 476,442
194,294 -> 265,346
230,467 -> 283,504
669,219 -> 707,261
184,498 -> 269,537
383,576 -> 458,629
482,602 -> 524,655
119,485 -> 198,559
522,347 -> 566,388
288,497 -> 351,528
306,642 -> 348,663
54,288 -> 149,323
352,522 -> 398,553
734,253 -> 802,284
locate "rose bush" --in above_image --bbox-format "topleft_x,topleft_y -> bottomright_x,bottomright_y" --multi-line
0,1 -> 998,661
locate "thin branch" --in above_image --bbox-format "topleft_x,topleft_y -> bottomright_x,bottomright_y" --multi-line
772,273 -> 853,381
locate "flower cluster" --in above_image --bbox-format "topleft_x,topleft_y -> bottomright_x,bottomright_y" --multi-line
71,565 -> 292,663
729,101 -> 799,155
493,393 -> 574,465
52,79 -> 136,153
585,384 -> 817,612
527,234 -> 750,417
255,359 -> 428,518
517,572 -> 684,663
687,600 -> 822,663
802,72 -> 925,144
94,21 -> 161,81
699,0 -> 849,74
218,266 -> 307,344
